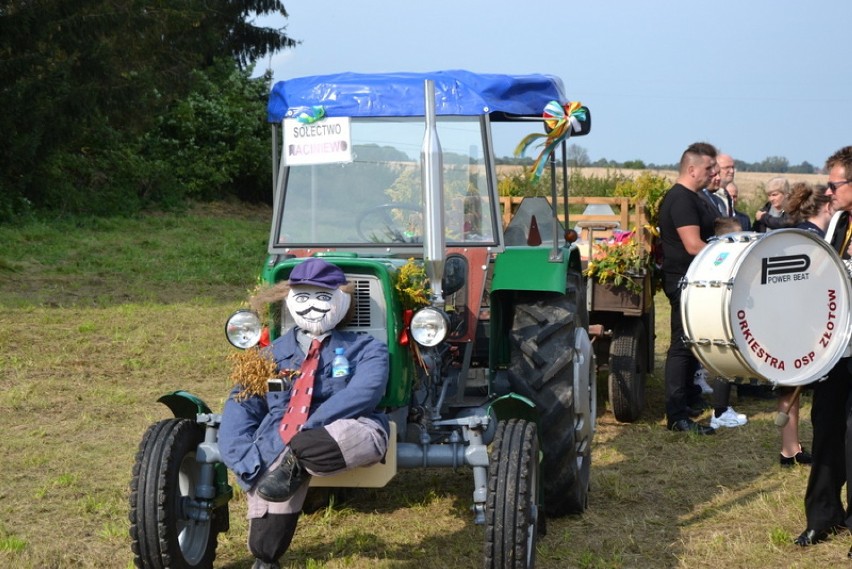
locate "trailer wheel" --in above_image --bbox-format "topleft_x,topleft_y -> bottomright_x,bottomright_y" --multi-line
508,294 -> 591,516
129,418 -> 221,569
484,419 -> 539,569
608,318 -> 647,423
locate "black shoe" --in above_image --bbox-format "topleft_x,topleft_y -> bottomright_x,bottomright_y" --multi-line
256,448 -> 310,503
252,560 -> 281,569
795,528 -> 828,547
794,525 -> 845,546
780,448 -> 813,466
668,419 -> 715,435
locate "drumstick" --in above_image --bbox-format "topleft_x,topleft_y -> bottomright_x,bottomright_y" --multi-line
775,385 -> 804,427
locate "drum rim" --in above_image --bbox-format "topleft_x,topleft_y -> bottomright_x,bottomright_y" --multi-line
681,228 -> 852,386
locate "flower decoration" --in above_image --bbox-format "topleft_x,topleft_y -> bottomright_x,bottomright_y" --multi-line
394,258 -> 430,311
514,100 -> 587,182
583,231 -> 649,294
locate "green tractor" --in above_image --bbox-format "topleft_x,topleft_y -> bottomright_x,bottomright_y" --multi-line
130,70 -> 596,569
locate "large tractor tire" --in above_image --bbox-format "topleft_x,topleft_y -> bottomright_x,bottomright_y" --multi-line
130,418 -> 224,569
508,293 -> 592,516
608,318 -> 647,423
484,419 -> 540,569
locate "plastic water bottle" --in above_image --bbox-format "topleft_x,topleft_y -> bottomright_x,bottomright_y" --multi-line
331,347 -> 350,378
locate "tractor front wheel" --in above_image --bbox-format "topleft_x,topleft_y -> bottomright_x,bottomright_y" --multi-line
129,418 -> 223,569
484,419 -> 540,569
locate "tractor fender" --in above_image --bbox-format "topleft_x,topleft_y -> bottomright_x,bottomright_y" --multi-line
491,246 -> 577,294
155,391 -> 231,509
488,392 -> 539,427
157,390 -> 213,419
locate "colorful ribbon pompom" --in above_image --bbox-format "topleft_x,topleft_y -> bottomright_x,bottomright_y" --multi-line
296,106 -> 326,124
514,101 -> 586,181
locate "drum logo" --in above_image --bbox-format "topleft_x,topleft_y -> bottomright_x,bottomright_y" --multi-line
761,254 -> 810,284
713,252 -> 729,266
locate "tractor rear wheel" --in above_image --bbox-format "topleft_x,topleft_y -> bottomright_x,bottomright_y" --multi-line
129,418 -> 223,569
608,318 -> 647,423
508,293 -> 591,516
484,419 -> 539,569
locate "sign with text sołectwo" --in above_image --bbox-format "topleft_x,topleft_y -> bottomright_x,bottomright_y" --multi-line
282,117 -> 352,166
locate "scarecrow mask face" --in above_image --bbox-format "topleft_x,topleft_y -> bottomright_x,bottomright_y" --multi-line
286,285 -> 350,336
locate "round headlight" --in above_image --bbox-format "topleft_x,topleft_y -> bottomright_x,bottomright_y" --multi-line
410,307 -> 449,347
225,310 -> 262,349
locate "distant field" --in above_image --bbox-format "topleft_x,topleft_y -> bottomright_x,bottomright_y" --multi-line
578,167 -> 824,205
498,165 -> 826,216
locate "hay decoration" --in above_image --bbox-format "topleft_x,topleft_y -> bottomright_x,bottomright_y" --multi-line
394,258 -> 430,311
228,347 -> 280,401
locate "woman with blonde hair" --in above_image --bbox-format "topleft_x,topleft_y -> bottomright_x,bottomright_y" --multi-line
754,177 -> 792,233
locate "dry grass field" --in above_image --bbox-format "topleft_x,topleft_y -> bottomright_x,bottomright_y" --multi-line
0,200 -> 848,569
577,167 -> 826,211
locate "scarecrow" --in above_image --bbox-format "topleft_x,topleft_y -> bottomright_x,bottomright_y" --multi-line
219,258 -> 390,569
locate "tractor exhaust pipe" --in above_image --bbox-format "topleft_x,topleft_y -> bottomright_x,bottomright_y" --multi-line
421,79 -> 445,307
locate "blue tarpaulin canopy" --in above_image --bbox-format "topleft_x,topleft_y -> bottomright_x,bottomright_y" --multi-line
267,70 -> 567,123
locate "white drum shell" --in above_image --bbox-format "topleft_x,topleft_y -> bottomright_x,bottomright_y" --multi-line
681,229 -> 852,386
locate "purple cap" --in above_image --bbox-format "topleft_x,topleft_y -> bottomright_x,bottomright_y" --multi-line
288,258 -> 347,289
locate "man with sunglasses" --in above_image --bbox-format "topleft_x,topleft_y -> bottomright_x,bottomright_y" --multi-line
796,146 -> 852,554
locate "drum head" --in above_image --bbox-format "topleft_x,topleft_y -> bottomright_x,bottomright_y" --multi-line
722,229 -> 852,385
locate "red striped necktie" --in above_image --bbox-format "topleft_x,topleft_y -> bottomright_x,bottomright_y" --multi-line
278,338 -> 321,444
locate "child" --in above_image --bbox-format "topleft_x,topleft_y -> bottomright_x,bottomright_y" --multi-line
696,217 -> 749,429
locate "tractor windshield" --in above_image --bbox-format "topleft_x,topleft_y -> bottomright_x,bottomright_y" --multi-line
271,116 -> 498,252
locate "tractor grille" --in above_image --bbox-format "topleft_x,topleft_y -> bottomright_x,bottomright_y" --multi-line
349,278 -> 374,328
343,275 -> 388,343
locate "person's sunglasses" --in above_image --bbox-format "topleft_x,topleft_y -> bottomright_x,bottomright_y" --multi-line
827,180 -> 851,192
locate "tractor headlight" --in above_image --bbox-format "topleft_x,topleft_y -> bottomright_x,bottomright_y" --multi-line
225,310 -> 262,349
410,307 -> 449,347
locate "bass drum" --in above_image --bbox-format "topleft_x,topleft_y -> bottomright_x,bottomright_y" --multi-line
681,229 -> 852,386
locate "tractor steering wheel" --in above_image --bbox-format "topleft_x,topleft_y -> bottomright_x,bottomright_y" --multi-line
355,203 -> 423,243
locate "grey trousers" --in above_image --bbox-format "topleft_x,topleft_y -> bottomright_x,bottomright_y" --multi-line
246,416 -> 387,517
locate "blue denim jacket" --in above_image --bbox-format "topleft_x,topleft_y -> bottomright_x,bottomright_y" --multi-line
218,328 -> 389,490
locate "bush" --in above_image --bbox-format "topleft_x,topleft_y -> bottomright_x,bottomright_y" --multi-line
498,168 -> 629,198
612,171 -> 671,225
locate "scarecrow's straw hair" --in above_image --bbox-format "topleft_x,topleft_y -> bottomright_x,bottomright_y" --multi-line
228,348 -> 278,400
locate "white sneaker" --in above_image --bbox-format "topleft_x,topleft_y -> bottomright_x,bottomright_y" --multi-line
694,368 -> 714,394
710,406 -> 748,429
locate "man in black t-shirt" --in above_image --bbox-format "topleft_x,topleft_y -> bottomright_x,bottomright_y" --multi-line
657,142 -> 720,434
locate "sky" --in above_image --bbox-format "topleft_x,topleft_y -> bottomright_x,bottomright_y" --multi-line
252,0 -> 851,169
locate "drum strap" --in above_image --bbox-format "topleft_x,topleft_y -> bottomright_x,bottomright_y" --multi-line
842,218 -> 852,257
825,211 -> 850,255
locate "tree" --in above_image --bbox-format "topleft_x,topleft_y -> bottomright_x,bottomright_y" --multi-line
622,159 -> 646,170
567,144 -> 590,167
757,156 -> 789,173
0,0 -> 298,218
788,160 -> 816,174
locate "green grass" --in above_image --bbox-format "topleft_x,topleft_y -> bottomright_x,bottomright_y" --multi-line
0,202 -> 270,306
0,202 -> 843,568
